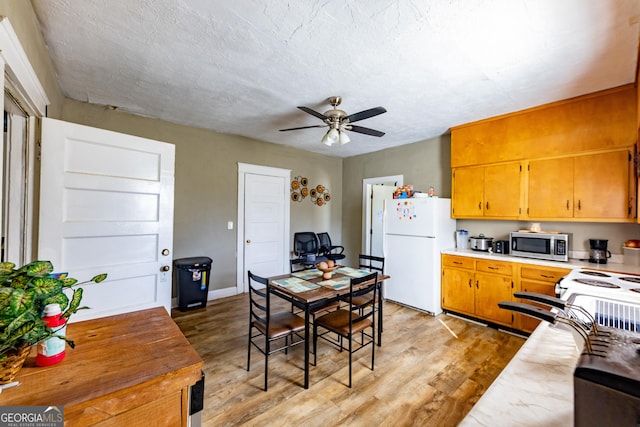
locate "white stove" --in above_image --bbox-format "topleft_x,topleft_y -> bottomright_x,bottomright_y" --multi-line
556,268 -> 640,332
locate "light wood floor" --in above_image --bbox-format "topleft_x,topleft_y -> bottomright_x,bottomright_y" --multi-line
172,294 -> 524,427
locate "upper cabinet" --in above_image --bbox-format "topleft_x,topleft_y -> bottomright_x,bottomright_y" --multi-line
452,162 -> 522,219
451,84 -> 638,222
451,85 -> 637,168
527,149 -> 635,221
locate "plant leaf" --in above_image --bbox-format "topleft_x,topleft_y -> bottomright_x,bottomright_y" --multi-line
62,288 -> 83,319
19,260 -> 54,277
42,292 -> 70,311
8,288 -> 34,316
31,277 -> 63,299
61,277 -> 78,288
91,273 -> 108,283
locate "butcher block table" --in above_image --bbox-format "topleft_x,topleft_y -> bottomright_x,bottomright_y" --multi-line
2,307 -> 203,426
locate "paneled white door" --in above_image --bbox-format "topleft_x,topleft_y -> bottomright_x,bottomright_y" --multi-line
237,163 -> 290,292
38,118 -> 175,321
370,184 -> 396,257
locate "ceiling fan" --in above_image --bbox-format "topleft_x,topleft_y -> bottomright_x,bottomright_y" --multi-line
280,96 -> 387,146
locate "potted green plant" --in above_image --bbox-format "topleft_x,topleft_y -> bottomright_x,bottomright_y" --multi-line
0,260 -> 106,383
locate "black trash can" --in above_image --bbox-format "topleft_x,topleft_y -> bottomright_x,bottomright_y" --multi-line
174,256 -> 212,311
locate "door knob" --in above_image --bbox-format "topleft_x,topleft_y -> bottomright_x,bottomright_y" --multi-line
160,265 -> 170,272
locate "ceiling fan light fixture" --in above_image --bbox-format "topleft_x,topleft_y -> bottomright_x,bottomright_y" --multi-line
321,127 -> 339,146
338,130 -> 350,145
321,131 -> 335,146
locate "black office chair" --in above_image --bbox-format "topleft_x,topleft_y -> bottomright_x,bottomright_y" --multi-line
317,232 -> 345,262
293,232 -> 327,266
313,272 -> 378,388
247,271 -> 305,391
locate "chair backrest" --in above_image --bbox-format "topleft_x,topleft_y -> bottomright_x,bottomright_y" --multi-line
317,232 -> 331,252
248,271 -> 270,330
290,258 -> 307,273
347,272 -> 378,324
358,254 -> 385,274
293,232 -> 319,256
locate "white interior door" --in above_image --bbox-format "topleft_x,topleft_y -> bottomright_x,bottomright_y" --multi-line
237,163 -> 290,292
38,118 -> 175,321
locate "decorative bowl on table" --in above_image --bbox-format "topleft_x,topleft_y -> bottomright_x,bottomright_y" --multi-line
316,262 -> 338,279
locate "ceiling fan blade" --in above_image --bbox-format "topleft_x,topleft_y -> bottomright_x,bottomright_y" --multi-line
279,124 -> 327,132
297,106 -> 328,120
345,106 -> 387,123
348,125 -> 385,137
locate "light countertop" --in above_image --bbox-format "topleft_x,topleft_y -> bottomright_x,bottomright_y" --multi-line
459,323 -> 580,426
448,248 -> 639,426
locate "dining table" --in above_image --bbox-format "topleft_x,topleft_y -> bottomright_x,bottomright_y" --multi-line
267,266 -> 389,389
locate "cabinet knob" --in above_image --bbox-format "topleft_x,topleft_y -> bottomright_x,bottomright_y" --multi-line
475,280 -> 479,289
566,200 -> 570,210
468,279 -> 472,288
577,200 -> 582,210
486,201 -> 489,210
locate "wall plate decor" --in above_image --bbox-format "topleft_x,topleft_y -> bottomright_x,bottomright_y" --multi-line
290,176 -> 308,202
312,185 -> 330,206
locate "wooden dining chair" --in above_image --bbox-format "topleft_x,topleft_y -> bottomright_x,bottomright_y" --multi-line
343,255 -> 385,345
247,271 -> 305,391
313,272 -> 378,388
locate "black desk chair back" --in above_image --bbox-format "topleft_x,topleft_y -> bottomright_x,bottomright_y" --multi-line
247,271 -> 305,391
293,232 -> 327,266
313,272 -> 378,388
317,232 -> 345,262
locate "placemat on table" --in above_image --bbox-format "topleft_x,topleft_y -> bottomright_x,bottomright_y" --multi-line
319,277 -> 350,290
336,267 -> 374,278
271,277 -> 320,293
291,269 -> 323,280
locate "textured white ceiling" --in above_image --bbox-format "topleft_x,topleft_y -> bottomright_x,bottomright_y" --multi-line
31,0 -> 640,158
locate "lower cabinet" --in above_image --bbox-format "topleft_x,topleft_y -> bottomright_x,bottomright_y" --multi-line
441,255 -> 514,327
517,264 -> 571,332
442,254 -> 572,333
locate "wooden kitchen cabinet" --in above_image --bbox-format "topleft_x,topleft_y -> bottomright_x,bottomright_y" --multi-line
527,149 -> 635,221
452,162 -> 522,219
517,265 -> 571,333
451,84 -> 637,168
441,255 -> 514,327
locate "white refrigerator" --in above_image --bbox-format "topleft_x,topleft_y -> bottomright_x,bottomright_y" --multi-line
383,197 -> 456,315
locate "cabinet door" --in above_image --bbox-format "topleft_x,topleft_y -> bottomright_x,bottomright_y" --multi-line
518,280 -> 556,333
528,157 -> 574,219
441,268 -> 475,315
484,162 -> 522,218
474,272 -> 513,326
574,150 -> 632,219
452,167 -> 484,218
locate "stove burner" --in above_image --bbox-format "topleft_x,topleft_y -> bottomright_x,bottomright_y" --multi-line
619,276 -> 640,284
574,278 -> 620,288
578,271 -> 611,278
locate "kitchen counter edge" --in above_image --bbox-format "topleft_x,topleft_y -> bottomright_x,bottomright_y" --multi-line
441,248 -> 640,275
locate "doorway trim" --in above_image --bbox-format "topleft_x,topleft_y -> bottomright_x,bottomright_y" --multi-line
237,163 -> 291,294
362,175 -> 403,254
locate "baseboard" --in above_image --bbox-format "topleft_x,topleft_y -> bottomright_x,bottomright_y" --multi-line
171,286 -> 239,308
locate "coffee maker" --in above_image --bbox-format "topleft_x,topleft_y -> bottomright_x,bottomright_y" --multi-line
589,239 -> 612,264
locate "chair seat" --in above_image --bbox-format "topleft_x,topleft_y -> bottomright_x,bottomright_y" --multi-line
253,311 -> 305,339
310,300 -> 340,315
348,294 -> 379,309
315,309 -> 372,336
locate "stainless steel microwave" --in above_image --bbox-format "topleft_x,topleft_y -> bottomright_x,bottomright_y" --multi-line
509,231 -> 570,262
